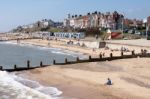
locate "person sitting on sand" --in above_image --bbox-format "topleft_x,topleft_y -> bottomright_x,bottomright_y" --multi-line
106,78 -> 112,85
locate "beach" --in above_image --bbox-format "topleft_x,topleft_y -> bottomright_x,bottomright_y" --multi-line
12,39 -> 150,99
19,58 -> 150,99
1,0 -> 150,99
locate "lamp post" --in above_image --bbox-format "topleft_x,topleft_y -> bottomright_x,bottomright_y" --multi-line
146,23 -> 149,39
121,13 -> 125,39
146,23 -> 148,39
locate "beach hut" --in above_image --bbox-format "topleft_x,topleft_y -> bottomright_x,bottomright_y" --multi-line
53,32 -> 85,39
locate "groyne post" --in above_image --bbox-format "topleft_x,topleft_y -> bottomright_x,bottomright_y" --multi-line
27,60 -> 30,69
110,53 -> 113,59
0,66 -> 3,70
76,57 -> 79,62
89,55 -> 92,60
132,50 -> 135,56
121,51 -> 124,57
14,64 -> 17,69
65,58 -> 68,64
99,54 -> 102,59
53,60 -> 56,65
109,53 -> 113,61
40,61 -> 43,67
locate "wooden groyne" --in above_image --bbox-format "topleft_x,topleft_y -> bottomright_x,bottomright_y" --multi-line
53,51 -> 150,65
0,60 -> 48,72
0,51 -> 150,72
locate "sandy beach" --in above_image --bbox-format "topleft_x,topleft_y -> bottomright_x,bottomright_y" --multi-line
1,0 -> 150,98
18,58 -> 150,99
11,39 -> 150,99
12,39 -> 143,58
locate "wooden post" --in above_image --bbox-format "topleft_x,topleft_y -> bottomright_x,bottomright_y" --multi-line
65,58 -> 68,64
110,53 -> 113,58
14,64 -> 17,69
121,51 -> 124,57
53,60 -> 56,65
40,61 -> 43,67
132,50 -> 135,56
27,60 -> 30,69
89,55 -> 92,60
0,66 -> 3,70
99,54 -> 102,59
76,57 -> 79,62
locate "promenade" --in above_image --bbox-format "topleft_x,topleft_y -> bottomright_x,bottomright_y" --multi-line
106,39 -> 150,47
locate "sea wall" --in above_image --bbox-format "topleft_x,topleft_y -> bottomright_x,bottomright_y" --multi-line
106,42 -> 150,52
73,41 -> 106,49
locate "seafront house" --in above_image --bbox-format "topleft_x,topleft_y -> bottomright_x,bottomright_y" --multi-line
64,11 -> 124,30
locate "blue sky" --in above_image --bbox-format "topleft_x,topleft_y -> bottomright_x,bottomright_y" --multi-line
0,0 -> 150,32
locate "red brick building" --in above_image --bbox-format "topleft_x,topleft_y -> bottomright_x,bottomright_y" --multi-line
124,18 -> 143,28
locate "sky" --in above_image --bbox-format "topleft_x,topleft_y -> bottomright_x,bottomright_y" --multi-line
0,0 -> 150,32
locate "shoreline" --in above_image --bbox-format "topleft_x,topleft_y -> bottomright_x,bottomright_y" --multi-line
6,41 -> 87,57
19,58 -> 150,99
6,40 -> 89,57
10,39 -> 136,58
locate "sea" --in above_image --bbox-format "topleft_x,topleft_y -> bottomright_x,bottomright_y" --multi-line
0,42 -> 87,69
0,42 -> 87,99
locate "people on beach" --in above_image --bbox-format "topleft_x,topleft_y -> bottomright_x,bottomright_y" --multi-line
106,78 -> 112,85
92,48 -> 96,52
81,43 -> 86,47
121,46 -> 130,52
144,49 -> 147,54
67,40 -> 73,45
102,53 -> 105,57
105,46 -> 109,50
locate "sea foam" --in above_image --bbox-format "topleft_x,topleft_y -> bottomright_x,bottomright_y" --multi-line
0,71 -> 62,99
